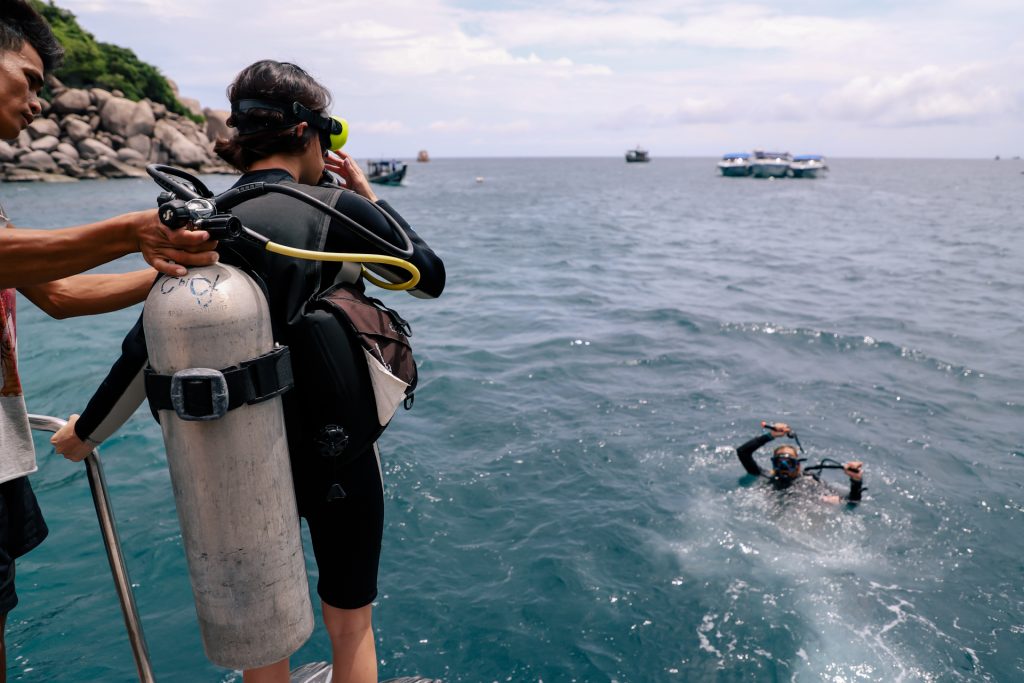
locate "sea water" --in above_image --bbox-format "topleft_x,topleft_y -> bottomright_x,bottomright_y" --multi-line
2,158 -> 1022,682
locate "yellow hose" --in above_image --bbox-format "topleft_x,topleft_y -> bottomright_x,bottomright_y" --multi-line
264,241 -> 421,291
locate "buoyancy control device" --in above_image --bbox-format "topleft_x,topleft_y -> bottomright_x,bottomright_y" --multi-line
223,176 -> 418,468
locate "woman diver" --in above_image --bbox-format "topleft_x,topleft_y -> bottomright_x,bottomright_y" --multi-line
51,60 -> 445,683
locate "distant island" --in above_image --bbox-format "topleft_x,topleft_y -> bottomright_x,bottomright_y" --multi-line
1,1 -> 233,182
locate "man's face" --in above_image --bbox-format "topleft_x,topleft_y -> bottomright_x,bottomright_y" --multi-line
0,41 -> 45,141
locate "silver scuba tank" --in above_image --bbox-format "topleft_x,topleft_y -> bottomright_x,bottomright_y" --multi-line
143,263 -> 313,669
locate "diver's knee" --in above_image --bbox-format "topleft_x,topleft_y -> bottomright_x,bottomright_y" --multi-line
322,602 -> 373,638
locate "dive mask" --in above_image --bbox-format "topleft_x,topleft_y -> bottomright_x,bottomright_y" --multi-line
318,111 -> 349,153
771,454 -> 805,477
232,99 -> 349,152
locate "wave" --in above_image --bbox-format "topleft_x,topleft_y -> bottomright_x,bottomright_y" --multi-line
717,321 -> 989,378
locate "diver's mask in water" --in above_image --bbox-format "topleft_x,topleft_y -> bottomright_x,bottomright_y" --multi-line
771,453 -> 805,478
231,99 -> 349,153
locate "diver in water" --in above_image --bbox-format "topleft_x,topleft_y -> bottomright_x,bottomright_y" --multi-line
736,422 -> 864,503
51,60 -> 445,683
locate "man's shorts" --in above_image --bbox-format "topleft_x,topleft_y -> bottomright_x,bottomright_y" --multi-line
301,445 -> 384,610
0,477 -> 48,614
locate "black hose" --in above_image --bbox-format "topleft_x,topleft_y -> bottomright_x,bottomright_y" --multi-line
147,165 -> 414,260
146,164 -> 214,199
217,182 -> 413,258
803,458 -> 845,472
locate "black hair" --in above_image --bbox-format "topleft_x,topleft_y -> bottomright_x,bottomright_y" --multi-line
0,0 -> 64,73
215,60 -> 333,171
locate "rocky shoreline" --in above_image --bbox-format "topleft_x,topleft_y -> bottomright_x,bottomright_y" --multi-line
0,77 -> 236,183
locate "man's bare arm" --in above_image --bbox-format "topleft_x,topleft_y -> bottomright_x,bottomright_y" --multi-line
20,269 -> 156,319
0,209 -> 217,288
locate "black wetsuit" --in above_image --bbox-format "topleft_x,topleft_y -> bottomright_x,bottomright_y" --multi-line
736,433 -> 863,502
73,169 -> 445,608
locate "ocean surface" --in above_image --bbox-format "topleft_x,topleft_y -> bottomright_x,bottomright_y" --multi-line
3,157 -> 1022,682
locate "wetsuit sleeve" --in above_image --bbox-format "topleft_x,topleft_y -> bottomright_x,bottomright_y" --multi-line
74,314 -> 150,445
327,192 -> 445,299
736,433 -> 773,476
372,200 -> 445,299
847,478 -> 863,503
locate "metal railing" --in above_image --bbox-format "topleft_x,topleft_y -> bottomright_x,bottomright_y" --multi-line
29,414 -> 155,683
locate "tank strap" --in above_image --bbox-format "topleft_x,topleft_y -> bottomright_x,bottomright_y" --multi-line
144,346 -> 294,422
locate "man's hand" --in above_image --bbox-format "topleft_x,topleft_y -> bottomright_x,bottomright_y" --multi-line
769,422 -> 791,438
51,414 -> 94,462
134,209 -> 219,277
843,461 -> 864,481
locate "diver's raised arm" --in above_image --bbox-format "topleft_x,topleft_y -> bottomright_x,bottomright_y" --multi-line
844,461 -> 864,502
324,150 -> 377,202
736,433 -> 773,476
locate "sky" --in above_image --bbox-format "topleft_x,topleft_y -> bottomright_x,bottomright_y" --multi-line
54,0 -> 1024,158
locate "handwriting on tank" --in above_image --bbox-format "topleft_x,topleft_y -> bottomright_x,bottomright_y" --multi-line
159,273 -> 223,308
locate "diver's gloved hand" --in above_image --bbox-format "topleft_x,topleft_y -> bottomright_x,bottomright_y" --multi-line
843,461 -> 864,481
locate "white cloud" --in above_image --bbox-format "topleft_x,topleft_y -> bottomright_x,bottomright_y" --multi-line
360,120 -> 410,134
675,6 -> 875,50
476,4 -> 876,53
612,91 -> 814,128
61,0 -> 201,18
51,0 -> 1024,156
822,65 -> 1018,126
486,120 -> 533,134
325,26 -> 611,79
613,98 -> 734,127
428,118 -> 472,132
427,119 -> 533,134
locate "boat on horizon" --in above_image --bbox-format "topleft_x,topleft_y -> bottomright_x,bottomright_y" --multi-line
717,152 -> 752,177
750,149 -> 792,178
789,154 -> 828,178
366,159 -> 408,185
417,150 -> 430,162
625,147 -> 650,163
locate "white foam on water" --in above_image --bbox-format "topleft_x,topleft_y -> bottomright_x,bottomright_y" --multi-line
660,476 -> 945,679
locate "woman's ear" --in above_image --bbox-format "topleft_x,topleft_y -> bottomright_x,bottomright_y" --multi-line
295,121 -> 309,138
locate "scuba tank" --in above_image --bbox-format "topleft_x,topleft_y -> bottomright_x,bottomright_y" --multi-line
143,263 -> 312,669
